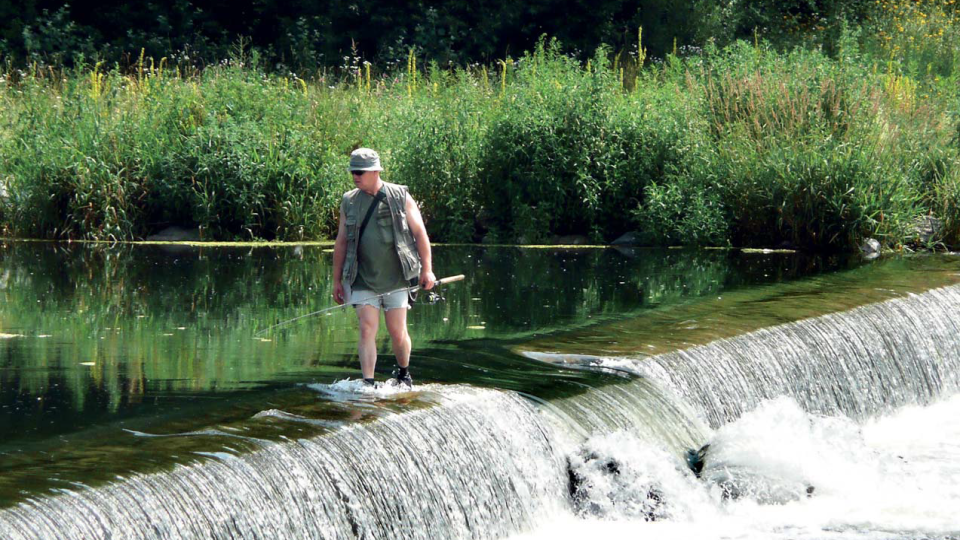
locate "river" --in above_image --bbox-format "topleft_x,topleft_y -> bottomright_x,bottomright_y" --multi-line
1,242 -> 958,539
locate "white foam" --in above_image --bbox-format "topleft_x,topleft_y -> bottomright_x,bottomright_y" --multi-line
305,379 -> 495,407
307,378 -> 422,399
517,395 -> 960,540
567,431 -> 716,522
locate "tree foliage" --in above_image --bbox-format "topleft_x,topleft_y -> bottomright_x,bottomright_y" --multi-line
0,0 -> 887,71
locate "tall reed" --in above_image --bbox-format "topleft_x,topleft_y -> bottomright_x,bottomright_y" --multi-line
1,21 -> 958,250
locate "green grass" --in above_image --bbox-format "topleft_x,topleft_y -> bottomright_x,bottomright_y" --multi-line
1,16 -> 959,251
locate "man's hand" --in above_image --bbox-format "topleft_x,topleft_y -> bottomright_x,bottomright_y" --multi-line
406,195 -> 435,292
420,271 -> 437,290
332,209 -> 348,306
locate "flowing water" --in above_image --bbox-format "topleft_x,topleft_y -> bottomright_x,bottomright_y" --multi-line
1,241 -> 959,539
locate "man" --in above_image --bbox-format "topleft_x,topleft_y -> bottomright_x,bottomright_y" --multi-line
332,148 -> 436,387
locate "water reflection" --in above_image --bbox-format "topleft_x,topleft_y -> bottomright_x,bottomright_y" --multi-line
519,254 -> 960,358
0,243 -> 831,416
0,242 -> 851,505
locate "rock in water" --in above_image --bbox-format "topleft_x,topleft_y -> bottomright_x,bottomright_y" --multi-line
146,226 -> 201,242
566,447 -> 667,521
551,234 -> 591,246
860,238 -> 881,260
694,401 -> 824,504
685,444 -> 710,478
612,231 -> 642,246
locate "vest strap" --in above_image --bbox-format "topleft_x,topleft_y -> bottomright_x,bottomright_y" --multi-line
358,190 -> 386,241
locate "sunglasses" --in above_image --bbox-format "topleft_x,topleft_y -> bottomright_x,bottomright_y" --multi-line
350,170 -> 366,176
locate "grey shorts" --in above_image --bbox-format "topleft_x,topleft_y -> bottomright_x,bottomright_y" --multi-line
345,283 -> 410,311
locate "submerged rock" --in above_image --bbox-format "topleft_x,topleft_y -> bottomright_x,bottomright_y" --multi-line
685,444 -> 710,478
612,245 -> 640,258
146,226 -> 201,242
551,234 -> 591,246
701,465 -> 815,503
612,231 -> 641,246
567,447 -> 667,521
691,431 -> 817,504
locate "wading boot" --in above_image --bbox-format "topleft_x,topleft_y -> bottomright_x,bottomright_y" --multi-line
392,367 -> 413,388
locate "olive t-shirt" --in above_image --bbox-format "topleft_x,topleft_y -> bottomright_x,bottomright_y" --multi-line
351,189 -> 407,293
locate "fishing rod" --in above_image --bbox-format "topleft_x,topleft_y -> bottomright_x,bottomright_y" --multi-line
255,274 -> 465,336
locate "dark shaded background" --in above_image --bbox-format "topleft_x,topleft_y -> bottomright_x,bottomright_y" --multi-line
0,0 -> 875,70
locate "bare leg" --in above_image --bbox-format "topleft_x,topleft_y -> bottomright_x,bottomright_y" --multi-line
356,305 -> 381,379
384,307 -> 411,369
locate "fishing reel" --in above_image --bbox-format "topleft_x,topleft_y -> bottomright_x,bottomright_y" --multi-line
409,280 -> 445,305
425,284 -> 446,305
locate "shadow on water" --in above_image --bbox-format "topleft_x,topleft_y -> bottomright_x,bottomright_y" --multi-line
4,242 -> 956,510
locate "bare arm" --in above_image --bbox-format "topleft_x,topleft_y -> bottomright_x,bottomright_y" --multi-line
332,209 -> 347,304
405,194 -> 436,289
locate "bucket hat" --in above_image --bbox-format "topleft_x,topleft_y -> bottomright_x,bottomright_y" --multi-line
348,148 -> 383,172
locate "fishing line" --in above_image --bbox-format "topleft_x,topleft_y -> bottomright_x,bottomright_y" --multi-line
254,274 -> 465,336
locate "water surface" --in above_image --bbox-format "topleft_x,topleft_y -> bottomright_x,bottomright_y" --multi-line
2,242 -> 960,539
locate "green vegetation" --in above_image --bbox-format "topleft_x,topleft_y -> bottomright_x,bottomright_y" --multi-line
0,0 -> 958,250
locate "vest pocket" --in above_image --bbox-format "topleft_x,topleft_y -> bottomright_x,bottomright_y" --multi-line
345,217 -> 357,239
376,206 -> 394,243
377,218 -> 395,243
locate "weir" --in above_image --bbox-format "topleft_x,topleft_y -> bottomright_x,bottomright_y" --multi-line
634,284 -> 960,427
546,376 -> 708,453
0,389 -> 565,540
3,283 -> 960,539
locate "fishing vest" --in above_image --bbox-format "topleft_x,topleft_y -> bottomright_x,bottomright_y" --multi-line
341,181 -> 421,287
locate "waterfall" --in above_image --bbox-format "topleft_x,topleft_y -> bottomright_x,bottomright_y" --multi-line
0,387 -> 566,540
545,377 -> 708,453
633,284 -> 960,427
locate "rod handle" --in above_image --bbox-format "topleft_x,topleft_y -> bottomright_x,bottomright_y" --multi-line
435,274 -> 465,285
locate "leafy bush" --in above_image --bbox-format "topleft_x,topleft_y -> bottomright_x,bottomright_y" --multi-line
933,164 -> 960,247
691,42 -> 956,250
384,75 -> 488,242
2,21 -> 959,250
633,178 -> 728,245
604,74 -> 709,242
477,42 -> 617,243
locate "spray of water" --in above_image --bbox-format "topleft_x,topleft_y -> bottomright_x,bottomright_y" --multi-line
621,285 -> 960,426
0,386 -> 565,540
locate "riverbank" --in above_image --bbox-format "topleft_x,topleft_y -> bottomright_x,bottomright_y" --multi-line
1,12 -> 958,251
0,237 -> 821,254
